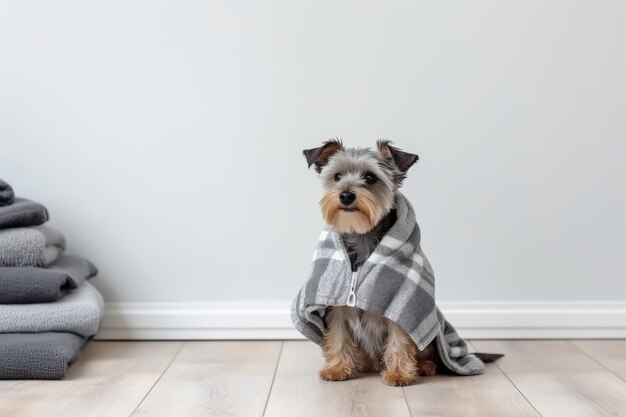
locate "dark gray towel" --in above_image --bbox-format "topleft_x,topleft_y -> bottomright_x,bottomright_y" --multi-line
0,179 -> 14,207
0,255 -> 98,304
0,197 -> 48,229
0,333 -> 87,379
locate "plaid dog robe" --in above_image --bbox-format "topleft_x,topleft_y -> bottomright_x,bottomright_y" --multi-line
292,192 -> 485,375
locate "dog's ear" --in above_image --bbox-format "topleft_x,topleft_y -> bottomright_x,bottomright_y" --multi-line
376,140 -> 418,173
303,139 -> 344,173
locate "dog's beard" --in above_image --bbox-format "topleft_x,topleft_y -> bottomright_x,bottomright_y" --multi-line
319,188 -> 383,234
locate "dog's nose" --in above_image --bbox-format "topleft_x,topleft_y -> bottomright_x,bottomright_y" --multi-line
339,191 -> 356,205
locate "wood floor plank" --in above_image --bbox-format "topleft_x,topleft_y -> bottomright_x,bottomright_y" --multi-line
571,340 -> 626,380
132,373 -> 276,417
472,340 -> 626,417
472,340 -> 606,374
131,341 -> 282,417
508,372 -> 626,417
403,342 -> 541,417
264,341 -> 411,417
403,372 -> 541,417
0,381 -> 20,392
0,341 -> 183,417
275,339 -> 324,374
266,373 -> 412,417
165,340 -> 281,374
68,341 -> 183,377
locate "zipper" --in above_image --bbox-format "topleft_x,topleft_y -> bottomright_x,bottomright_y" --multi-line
346,271 -> 358,307
334,232 -> 358,307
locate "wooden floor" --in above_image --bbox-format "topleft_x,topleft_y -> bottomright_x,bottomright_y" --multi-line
0,340 -> 624,417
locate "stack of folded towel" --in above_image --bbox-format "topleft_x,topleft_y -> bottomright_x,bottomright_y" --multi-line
0,179 -> 104,380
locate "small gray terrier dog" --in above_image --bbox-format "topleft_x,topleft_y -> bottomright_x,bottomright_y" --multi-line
303,139 -> 437,386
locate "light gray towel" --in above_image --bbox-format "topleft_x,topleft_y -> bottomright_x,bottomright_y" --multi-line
292,192 -> 485,376
0,225 -> 65,267
0,197 -> 49,229
0,179 -> 14,207
0,281 -> 104,337
0,332 -> 87,380
0,255 -> 98,304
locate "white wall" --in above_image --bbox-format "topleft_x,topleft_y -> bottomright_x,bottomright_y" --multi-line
2,0 -> 625,307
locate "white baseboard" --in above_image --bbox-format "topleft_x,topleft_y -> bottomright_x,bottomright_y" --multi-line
96,301 -> 626,340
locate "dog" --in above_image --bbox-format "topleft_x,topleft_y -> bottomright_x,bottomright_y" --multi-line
302,139 -> 438,387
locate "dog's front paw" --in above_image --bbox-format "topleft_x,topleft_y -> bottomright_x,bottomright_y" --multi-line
382,370 -> 418,387
320,365 -> 354,381
418,360 -> 437,376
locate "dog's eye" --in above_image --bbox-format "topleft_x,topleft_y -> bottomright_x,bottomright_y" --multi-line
334,173 -> 342,182
364,173 -> 378,185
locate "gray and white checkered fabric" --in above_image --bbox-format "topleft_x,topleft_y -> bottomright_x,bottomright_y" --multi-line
291,192 -> 484,375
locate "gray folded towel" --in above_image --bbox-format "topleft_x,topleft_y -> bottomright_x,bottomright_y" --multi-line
0,179 -> 14,207
0,281 -> 104,337
0,255 -> 98,304
0,225 -> 65,267
0,333 -> 87,379
0,197 -> 49,229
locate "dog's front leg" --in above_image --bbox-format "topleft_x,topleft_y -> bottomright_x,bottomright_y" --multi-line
381,322 -> 419,386
319,306 -> 361,381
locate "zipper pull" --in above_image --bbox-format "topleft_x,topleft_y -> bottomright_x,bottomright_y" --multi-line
346,271 -> 358,307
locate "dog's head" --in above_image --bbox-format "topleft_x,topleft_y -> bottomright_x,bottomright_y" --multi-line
303,139 -> 418,234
